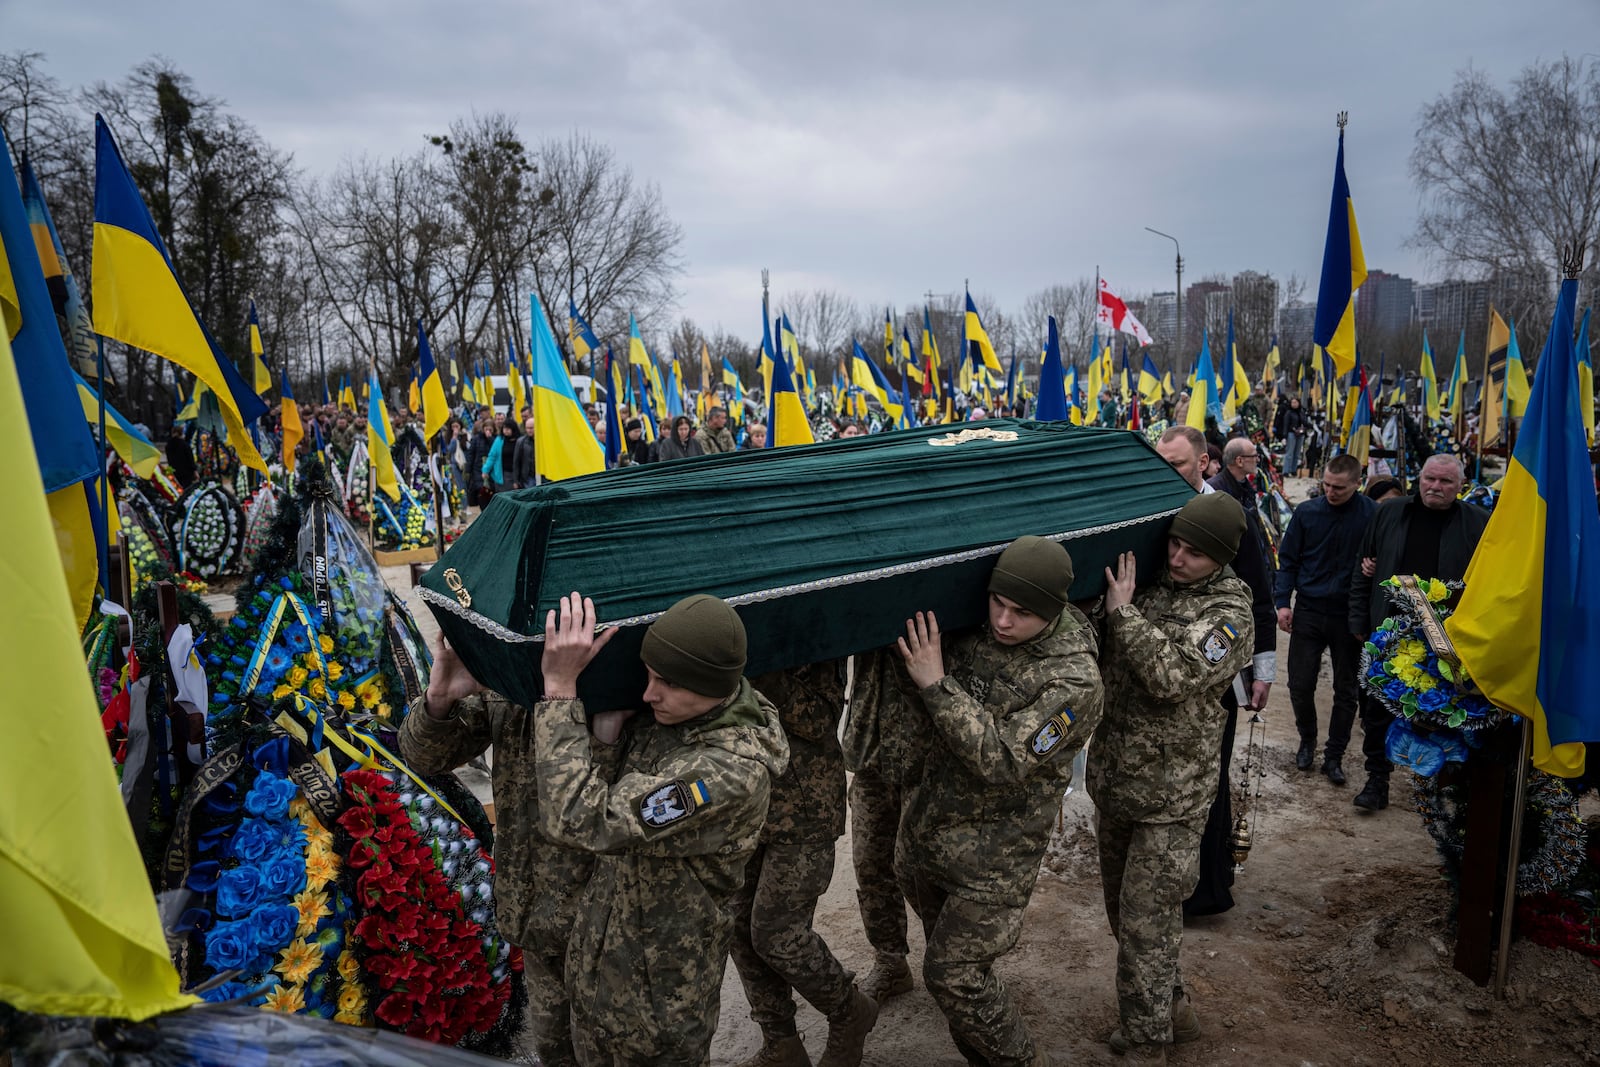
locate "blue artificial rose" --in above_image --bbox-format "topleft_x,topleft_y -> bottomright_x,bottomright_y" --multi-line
250,904 -> 300,956
228,819 -> 280,863
1382,678 -> 1410,702
1372,629 -> 1394,650
1416,688 -> 1451,712
199,981 -> 263,1005
1461,696 -> 1492,719
243,773 -> 299,821
204,918 -> 256,971
260,850 -> 307,898
216,864 -> 268,918
1367,660 -> 1387,680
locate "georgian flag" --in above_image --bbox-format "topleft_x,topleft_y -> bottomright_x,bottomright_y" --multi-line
1096,278 -> 1154,347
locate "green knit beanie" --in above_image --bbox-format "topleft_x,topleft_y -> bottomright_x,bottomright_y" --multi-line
640,594 -> 747,697
987,536 -> 1075,620
1169,492 -> 1247,565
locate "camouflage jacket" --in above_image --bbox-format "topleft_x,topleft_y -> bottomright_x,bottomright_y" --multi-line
749,660 -> 848,844
328,426 -> 357,460
699,424 -> 737,454
397,692 -> 619,950
1087,567 -> 1254,825
841,647 -> 932,784
534,679 -> 789,1053
900,607 -> 1105,907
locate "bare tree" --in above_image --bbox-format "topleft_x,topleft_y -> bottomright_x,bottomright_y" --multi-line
1410,55 -> 1600,337
1021,280 -> 1097,366
530,133 -> 684,351
780,288 -> 857,368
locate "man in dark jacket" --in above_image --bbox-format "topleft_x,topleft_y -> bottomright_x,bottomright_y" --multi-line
1347,454 -> 1488,810
1275,454 -> 1375,783
512,416 -> 538,489
1186,436 -> 1276,916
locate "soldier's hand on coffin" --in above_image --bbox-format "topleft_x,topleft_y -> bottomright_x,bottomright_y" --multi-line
898,610 -> 945,689
542,591 -> 618,698
1104,551 -> 1137,611
424,630 -> 485,719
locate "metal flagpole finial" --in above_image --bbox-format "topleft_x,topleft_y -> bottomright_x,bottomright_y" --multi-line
1336,111 -> 1349,131
761,268 -> 769,296
1561,240 -> 1587,280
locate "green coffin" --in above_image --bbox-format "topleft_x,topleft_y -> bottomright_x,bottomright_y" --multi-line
420,419 -> 1195,711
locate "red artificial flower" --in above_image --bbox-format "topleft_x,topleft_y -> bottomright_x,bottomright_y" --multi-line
338,806 -> 376,839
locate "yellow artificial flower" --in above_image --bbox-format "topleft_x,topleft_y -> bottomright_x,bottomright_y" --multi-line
305,849 -> 339,890
309,678 -> 328,701
277,938 -> 324,985
337,690 -> 357,711
1425,579 -> 1449,603
327,661 -> 344,681
376,702 -> 392,720
288,796 -> 312,821
288,665 -> 309,688
319,634 -> 335,655
338,984 -> 367,1013
1396,639 -> 1427,660
359,687 -> 380,708
337,950 -> 362,983
1389,654 -> 1420,675
334,1009 -> 365,1026
262,983 -> 306,1015
292,889 -> 333,936
272,684 -> 292,700
1412,673 -> 1437,692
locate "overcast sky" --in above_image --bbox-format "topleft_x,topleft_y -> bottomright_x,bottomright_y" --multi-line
8,0 -> 1596,342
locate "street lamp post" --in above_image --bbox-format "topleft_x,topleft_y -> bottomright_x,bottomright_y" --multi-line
1145,227 -> 1183,371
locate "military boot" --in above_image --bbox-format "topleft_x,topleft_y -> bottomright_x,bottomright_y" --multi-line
1353,774 -> 1390,811
1321,757 -> 1346,786
1109,994 -> 1200,1054
858,951 -> 913,1002
816,987 -> 878,1067
1123,1044 -> 1168,1065
735,1035 -> 812,1067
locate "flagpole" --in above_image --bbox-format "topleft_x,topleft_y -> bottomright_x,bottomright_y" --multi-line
95,334 -> 111,602
1493,717 -> 1533,998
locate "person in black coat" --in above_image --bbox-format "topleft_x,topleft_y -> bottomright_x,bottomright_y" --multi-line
166,424 -> 196,488
1185,436 -> 1278,917
511,415 -> 538,489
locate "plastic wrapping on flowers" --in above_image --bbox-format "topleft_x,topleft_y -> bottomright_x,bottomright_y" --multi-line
1359,575 -> 1507,777
302,492 -> 402,720
241,484 -> 283,571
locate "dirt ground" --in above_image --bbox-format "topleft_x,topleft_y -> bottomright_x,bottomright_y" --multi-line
371,508 -> 1600,1067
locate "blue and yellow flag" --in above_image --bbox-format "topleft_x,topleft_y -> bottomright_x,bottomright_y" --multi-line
963,291 -> 1003,373
71,371 -> 159,479
603,347 -> 623,469
921,305 -> 942,401
1188,331 -> 1220,431
506,336 -> 528,423
721,357 -> 741,391
1,128 -> 105,628
20,158 -> 97,378
0,323 -> 194,1022
416,320 -> 449,443
1505,322 -> 1531,419
1262,334 -> 1281,389
569,299 -> 600,369
1345,369 -> 1373,466
1418,331 -> 1441,422
1313,121 -> 1367,379
781,312 -> 803,381
339,374 -> 356,412
530,293 -> 604,480
768,331 -> 814,448
1577,309 -> 1593,446
628,313 -> 651,369
248,300 -> 270,397
367,368 -> 400,501
850,340 -> 903,423
1036,317 -> 1069,421
1139,352 -> 1164,406
280,371 -> 303,475
1447,269 -> 1596,777
91,117 -> 267,471
1444,331 -> 1468,424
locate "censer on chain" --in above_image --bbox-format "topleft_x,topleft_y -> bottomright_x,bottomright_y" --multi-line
1230,707 -> 1268,871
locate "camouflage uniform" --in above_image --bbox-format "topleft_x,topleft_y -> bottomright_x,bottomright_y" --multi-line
899,607 -> 1105,1067
329,424 -> 357,461
535,679 -> 790,1067
841,649 -> 931,958
700,424 -> 738,454
729,661 -> 852,1041
1086,568 -> 1253,1048
399,692 -> 615,1067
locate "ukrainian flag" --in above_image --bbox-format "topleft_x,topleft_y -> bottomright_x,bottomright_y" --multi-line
603,348 -> 623,469
20,158 -> 97,379
964,291 -> 1003,373
507,337 -> 528,423
569,299 -> 600,368
1446,269 -> 1596,777
90,117 -> 267,472
1444,331 -> 1468,423
1345,370 -> 1372,466
1139,352 -> 1164,406
280,372 -> 303,474
1,128 -> 105,629
0,323 -> 195,1023
1505,323 -> 1531,419
528,294 -> 603,480
850,340 -> 903,423
628,313 -> 651,369
1418,331 -> 1441,422
367,367 -> 400,501
768,331 -> 814,448
248,300 -> 270,397
340,374 -> 356,412
1187,331 -> 1220,431
1313,121 -> 1367,379
416,320 -> 449,442
71,371 -> 159,478
1578,309 -> 1593,446
921,305 -> 942,401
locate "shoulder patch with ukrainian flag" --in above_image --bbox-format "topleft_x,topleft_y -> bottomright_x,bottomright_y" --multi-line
1201,623 -> 1239,665
638,778 -> 711,828
1030,709 -> 1076,758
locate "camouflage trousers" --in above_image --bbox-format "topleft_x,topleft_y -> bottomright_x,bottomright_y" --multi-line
901,870 -> 1034,1067
515,845 -> 595,1067
729,837 -> 855,1038
571,1020 -> 710,1067
848,767 -> 911,956
1095,809 -> 1204,1046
